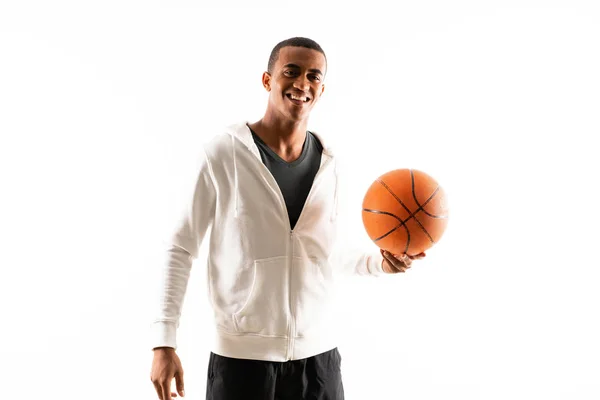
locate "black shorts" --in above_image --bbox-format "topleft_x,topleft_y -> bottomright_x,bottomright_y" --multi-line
206,348 -> 345,400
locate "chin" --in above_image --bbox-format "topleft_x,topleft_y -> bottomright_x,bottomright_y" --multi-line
287,108 -> 311,120
287,113 -> 309,123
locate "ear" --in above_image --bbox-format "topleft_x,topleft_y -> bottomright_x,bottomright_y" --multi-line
319,83 -> 325,96
262,71 -> 272,92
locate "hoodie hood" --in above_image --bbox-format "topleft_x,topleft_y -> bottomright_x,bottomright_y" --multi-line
224,122 -> 338,221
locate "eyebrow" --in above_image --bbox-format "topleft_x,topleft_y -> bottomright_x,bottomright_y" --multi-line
283,63 -> 324,76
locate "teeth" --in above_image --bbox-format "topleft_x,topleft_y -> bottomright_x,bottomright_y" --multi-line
290,94 -> 307,102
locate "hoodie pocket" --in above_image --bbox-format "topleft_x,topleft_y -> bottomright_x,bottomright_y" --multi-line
292,257 -> 336,338
232,256 -> 289,337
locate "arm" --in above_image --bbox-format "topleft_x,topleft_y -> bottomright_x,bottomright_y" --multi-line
330,246 -> 386,276
329,158 -> 423,276
151,148 -> 217,350
150,149 -> 216,399
329,230 -> 426,276
328,157 -> 386,276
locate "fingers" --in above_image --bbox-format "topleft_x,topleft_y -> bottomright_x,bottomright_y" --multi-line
151,377 -> 173,400
162,382 -> 171,400
381,250 -> 411,273
151,380 -> 173,400
380,249 -> 427,274
175,370 -> 185,397
396,253 -> 412,269
409,252 -> 426,260
152,381 -> 163,400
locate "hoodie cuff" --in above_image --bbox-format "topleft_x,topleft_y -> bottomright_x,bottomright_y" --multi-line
366,251 -> 386,276
151,321 -> 178,350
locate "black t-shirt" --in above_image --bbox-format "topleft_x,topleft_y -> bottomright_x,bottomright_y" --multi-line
250,128 -> 323,230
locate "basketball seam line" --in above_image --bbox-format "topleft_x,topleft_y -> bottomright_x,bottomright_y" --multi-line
363,170 -> 447,252
376,173 -> 434,244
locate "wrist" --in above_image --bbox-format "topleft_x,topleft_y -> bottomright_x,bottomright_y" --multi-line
153,346 -> 175,352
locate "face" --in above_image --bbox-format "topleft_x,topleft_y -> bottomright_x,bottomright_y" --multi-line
263,46 -> 326,122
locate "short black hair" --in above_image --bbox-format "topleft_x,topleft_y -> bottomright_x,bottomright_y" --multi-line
267,37 -> 327,75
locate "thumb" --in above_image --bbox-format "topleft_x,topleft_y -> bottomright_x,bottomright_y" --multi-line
174,370 -> 185,397
409,252 -> 426,260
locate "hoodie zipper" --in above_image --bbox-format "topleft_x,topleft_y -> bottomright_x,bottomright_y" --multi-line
287,230 -> 294,360
246,143 -> 334,360
285,155 -> 333,360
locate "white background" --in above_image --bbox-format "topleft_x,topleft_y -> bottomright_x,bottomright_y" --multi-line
1,1 -> 599,399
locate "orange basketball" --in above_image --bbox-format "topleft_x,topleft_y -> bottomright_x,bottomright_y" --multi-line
362,169 -> 449,256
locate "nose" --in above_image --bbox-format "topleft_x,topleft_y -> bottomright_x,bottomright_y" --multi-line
292,75 -> 310,92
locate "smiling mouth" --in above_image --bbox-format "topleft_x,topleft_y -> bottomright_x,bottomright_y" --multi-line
286,93 -> 310,103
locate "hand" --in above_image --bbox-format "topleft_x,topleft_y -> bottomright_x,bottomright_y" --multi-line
150,347 -> 185,399
381,249 -> 426,274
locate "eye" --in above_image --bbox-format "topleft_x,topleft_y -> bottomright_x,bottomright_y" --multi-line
283,70 -> 297,77
310,74 -> 321,82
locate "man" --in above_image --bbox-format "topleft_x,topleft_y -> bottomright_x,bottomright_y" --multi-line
150,37 -> 424,400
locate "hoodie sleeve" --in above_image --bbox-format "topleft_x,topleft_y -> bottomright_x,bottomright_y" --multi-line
330,244 -> 386,276
329,158 -> 386,277
151,148 -> 217,350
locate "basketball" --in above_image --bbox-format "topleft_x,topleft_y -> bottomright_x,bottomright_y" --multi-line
362,169 -> 449,256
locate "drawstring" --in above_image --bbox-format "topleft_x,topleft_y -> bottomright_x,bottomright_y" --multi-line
331,159 -> 338,221
231,134 -> 239,218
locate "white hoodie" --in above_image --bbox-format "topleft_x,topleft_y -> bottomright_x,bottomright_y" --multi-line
152,122 -> 385,362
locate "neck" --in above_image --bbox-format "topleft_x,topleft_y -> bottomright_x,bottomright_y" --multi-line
248,113 -> 309,162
